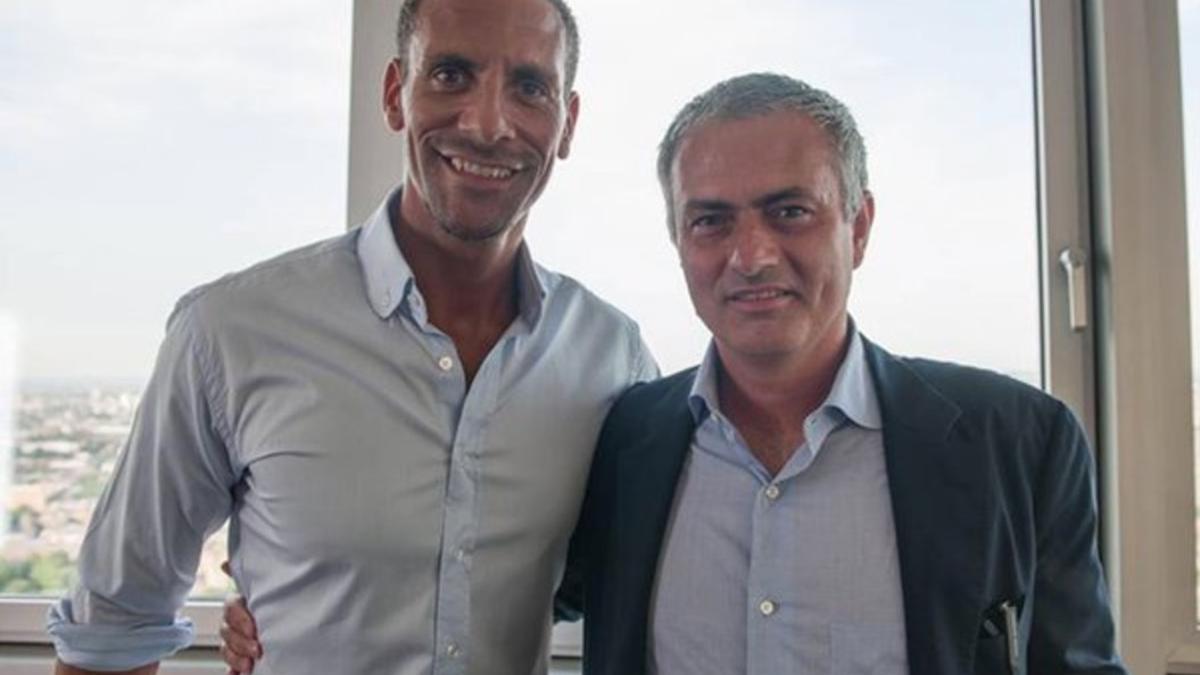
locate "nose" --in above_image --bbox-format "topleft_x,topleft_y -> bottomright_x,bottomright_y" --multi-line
458,74 -> 516,145
728,217 -> 781,278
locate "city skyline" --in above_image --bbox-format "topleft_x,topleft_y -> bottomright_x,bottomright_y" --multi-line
2,382 -> 231,597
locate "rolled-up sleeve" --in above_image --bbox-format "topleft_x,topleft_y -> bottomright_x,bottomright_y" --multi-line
47,300 -> 237,669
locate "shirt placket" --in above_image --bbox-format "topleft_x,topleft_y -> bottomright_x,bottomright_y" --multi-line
746,469 -> 785,675
431,345 -> 502,675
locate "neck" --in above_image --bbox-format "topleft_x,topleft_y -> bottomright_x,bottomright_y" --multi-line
391,194 -> 524,382
715,319 -> 851,475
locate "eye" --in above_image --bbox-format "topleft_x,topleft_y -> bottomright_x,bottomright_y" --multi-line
516,78 -> 551,101
431,65 -> 469,90
772,204 -> 811,220
688,213 -> 729,232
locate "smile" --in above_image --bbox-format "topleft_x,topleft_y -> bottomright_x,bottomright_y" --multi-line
728,288 -> 793,302
445,155 -> 521,180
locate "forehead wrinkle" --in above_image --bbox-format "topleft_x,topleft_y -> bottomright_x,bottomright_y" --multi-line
751,188 -> 809,209
416,0 -> 568,69
675,118 -> 844,211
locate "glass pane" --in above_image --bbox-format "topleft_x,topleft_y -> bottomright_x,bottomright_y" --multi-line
1180,0 -> 1200,627
529,0 -> 1040,385
0,2 -> 351,599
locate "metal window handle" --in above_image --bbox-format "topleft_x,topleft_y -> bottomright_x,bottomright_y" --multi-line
1059,248 -> 1088,332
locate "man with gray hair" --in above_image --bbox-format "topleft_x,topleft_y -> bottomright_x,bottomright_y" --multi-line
564,72 -> 1126,674
49,0 -> 658,673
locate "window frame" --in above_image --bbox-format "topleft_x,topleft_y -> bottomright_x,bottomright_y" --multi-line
0,598 -> 223,647
1072,1 -> 1198,672
1036,2 -> 1198,671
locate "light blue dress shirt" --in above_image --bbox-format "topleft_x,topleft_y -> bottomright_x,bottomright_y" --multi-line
48,192 -> 657,674
648,329 -> 909,675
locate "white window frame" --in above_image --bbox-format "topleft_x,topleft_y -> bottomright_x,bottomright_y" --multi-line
1036,1 -> 1197,672
1037,0 -> 1198,672
1072,1 -> 1198,673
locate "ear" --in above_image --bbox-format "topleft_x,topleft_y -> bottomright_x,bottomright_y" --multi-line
383,59 -> 406,132
851,189 -> 875,269
556,91 -> 581,160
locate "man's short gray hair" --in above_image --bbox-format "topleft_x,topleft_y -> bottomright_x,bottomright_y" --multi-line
395,0 -> 581,96
657,72 -> 869,241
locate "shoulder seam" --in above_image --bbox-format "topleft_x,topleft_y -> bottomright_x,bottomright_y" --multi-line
176,305 -> 239,469
179,232 -> 356,309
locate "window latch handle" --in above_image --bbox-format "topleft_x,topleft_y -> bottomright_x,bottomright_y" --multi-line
1058,248 -> 1088,332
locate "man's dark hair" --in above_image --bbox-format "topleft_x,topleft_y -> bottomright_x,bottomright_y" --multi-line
395,0 -> 581,96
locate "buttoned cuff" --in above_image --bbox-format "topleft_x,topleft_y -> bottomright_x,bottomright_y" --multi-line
47,598 -> 194,671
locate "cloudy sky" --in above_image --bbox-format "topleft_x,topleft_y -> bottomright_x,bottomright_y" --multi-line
0,0 -> 1195,386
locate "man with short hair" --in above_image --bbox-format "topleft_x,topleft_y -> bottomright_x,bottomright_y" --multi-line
566,72 -> 1126,675
48,0 -> 656,673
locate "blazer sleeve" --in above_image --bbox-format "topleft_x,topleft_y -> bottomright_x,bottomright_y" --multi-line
1026,401 -> 1127,674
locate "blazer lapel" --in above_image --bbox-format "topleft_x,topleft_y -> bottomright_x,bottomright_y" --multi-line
865,340 -> 993,675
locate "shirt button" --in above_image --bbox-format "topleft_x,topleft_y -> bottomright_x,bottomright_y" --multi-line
446,642 -> 460,658
438,356 -> 454,371
759,599 -> 777,617
764,484 -> 781,501
455,548 -> 466,562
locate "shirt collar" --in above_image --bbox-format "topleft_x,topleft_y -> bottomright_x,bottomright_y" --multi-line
826,323 -> 883,430
687,320 -> 882,431
356,187 -> 550,327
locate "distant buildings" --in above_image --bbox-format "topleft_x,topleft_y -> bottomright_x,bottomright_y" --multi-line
0,315 -> 16,550
1,383 -> 231,596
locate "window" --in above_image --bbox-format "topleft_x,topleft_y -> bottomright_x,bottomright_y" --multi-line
6,1 -> 1197,674
349,0 -> 1043,659
0,0 -> 350,625
1081,2 -> 1196,673
537,0 -> 1040,654
528,0 -> 1042,383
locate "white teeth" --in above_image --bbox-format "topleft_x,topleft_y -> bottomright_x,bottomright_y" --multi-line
449,156 -> 515,179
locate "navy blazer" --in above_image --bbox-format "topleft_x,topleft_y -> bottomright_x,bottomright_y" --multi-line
558,338 -> 1126,675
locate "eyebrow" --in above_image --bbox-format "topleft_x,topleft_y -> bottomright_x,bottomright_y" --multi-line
427,53 -> 477,74
683,188 -> 812,213
683,198 -> 736,212
512,63 -> 559,93
751,188 -> 811,209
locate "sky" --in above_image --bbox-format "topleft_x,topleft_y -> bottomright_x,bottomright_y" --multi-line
5,0 -> 1184,386
0,0 -> 352,382
534,0 -> 1039,379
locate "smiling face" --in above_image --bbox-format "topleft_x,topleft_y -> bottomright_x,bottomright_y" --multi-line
671,110 -> 874,368
384,0 -> 579,243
